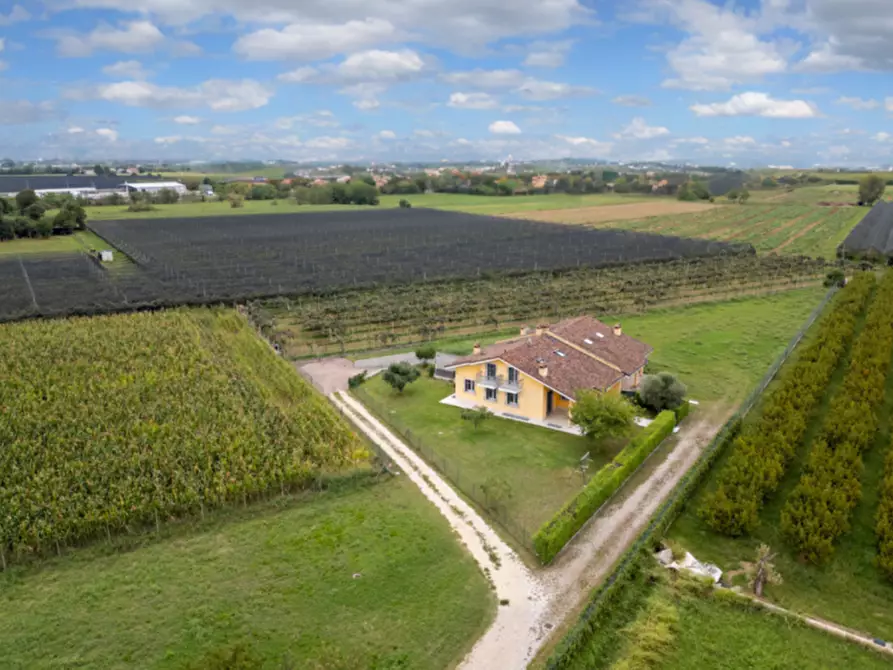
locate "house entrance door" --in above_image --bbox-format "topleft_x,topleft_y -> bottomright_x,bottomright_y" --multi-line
546,390 -> 554,415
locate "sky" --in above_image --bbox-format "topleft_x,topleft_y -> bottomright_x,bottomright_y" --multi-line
0,0 -> 891,166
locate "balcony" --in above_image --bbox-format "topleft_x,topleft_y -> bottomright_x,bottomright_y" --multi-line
475,373 -> 523,393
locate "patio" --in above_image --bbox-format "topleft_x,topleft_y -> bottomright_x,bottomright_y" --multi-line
440,392 -> 584,436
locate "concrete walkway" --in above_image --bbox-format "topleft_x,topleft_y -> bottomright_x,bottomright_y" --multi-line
440,392 -> 584,436
299,352 -> 458,395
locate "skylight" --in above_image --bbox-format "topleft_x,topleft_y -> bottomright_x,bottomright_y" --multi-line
595,333 -> 605,339
554,350 -> 567,357
584,338 -> 593,345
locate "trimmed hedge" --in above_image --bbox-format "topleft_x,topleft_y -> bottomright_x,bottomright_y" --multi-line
699,273 -> 874,536
876,435 -> 893,579
674,400 -> 692,423
782,271 -> 893,563
533,411 -> 677,564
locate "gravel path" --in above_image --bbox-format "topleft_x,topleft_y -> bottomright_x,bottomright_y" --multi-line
300,353 -> 458,394
332,388 -> 728,669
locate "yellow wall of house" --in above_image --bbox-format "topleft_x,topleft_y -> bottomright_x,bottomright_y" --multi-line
453,360 -> 554,421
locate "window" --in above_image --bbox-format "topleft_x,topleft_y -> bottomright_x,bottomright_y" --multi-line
508,367 -> 518,383
464,379 -> 475,393
486,362 -> 497,378
485,388 -> 497,402
554,350 -> 567,357
506,392 -> 519,407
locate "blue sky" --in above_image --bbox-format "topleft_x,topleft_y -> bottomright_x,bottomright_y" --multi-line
0,0 -> 891,166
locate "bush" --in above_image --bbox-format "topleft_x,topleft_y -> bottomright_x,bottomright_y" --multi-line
533,411 -> 676,563
699,274 -> 874,536
414,344 -> 436,362
229,194 -> 245,209
382,362 -> 420,393
399,199 -> 412,208
674,400 -> 691,423
639,373 -> 686,411
571,391 -> 637,441
348,371 -> 368,389
127,200 -> 155,213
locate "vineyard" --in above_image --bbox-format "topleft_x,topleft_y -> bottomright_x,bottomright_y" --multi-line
525,204 -> 864,259
668,269 -> 893,644
257,255 -> 829,357
0,308 -> 364,565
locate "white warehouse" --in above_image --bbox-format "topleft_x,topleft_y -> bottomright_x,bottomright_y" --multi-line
123,181 -> 188,196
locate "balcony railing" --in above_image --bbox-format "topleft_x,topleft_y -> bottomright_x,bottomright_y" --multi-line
475,373 -> 523,393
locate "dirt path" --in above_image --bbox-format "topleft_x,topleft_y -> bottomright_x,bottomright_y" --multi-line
332,386 -> 728,669
536,411 -> 728,643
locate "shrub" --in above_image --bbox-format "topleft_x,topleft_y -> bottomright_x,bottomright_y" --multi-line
674,400 -> 691,423
415,344 -> 436,362
571,391 -> 637,441
382,362 -> 420,393
461,406 -> 492,430
348,371 -> 368,389
399,199 -> 412,208
782,271 -> 893,563
229,194 -> 245,209
699,273 -> 874,536
639,373 -> 686,411
533,411 -> 676,563
127,200 -> 155,213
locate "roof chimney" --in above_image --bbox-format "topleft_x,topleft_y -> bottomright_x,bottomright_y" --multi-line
535,323 -> 548,337
472,343 -> 481,355
538,363 -> 548,378
613,323 -> 622,337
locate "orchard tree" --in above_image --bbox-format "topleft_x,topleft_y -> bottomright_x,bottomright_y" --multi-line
747,544 -> 783,597
15,189 -> 38,212
639,372 -> 687,411
571,391 -> 636,441
737,189 -> 751,204
382,362 -> 420,393
859,174 -> 886,205
415,344 -> 436,363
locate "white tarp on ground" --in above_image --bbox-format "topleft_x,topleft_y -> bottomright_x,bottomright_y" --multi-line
665,551 -> 723,583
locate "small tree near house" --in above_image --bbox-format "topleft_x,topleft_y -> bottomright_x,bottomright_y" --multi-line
747,544 -> 783,597
639,372 -> 686,411
415,344 -> 436,363
461,406 -> 492,430
571,390 -> 636,441
382,362 -> 420,393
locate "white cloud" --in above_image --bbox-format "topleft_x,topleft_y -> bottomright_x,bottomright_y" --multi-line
173,115 -> 202,125
102,60 -> 151,79
448,92 -> 499,110
523,40 -> 574,68
354,99 -> 381,111
54,21 -> 166,57
211,125 -> 239,135
95,128 -> 119,142
489,120 -> 521,134
67,127 -> 85,134
378,130 -> 397,140
723,136 -> 756,146
887,98 -> 893,113
81,79 -> 273,112
305,136 -> 352,149
0,5 -> 29,26
277,66 -> 318,83
275,111 -> 338,129
443,69 -> 526,89
516,79 -> 595,100
234,19 -> 398,61
797,43 -> 865,73
612,95 -> 652,107
690,92 -> 820,118
613,117 -> 670,140
154,135 -> 183,144
672,136 -> 710,145
555,135 -> 613,154
335,49 -> 425,82
874,132 -> 892,143
793,0 -> 893,72
836,96 -> 880,111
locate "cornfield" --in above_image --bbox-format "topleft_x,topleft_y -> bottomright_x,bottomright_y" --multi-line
0,308 -> 363,565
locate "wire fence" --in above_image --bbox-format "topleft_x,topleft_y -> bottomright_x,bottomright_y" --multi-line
546,285 -> 839,669
352,387 -> 537,550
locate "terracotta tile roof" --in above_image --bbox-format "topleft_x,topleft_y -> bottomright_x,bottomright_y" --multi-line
446,316 -> 651,398
548,316 -> 652,374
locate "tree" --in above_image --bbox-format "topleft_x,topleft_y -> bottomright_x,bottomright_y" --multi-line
480,475 -> 513,511
639,372 -> 687,411
746,544 -> 783,597
570,391 -> 637,441
348,182 -> 380,205
761,177 -> 778,188
182,176 -> 202,191
726,189 -> 740,201
824,268 -> 846,288
382,362 -> 420,393
93,164 -> 104,176
859,174 -> 886,205
415,344 -> 436,363
737,189 -> 750,204
15,189 -> 38,212
34,217 -> 53,238
0,197 -> 12,215
399,199 -> 412,208
23,202 -> 46,221
0,216 -> 14,241
155,188 -> 180,204
461,406 -> 493,430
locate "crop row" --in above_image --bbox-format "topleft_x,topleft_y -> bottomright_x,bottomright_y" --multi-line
698,272 -> 874,536
780,271 -> 893,563
876,436 -> 893,579
0,309 -> 362,563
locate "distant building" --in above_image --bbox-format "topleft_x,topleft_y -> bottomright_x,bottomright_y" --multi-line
123,181 -> 188,195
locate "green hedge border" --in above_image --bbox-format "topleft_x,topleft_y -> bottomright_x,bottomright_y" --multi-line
533,411 -> 677,564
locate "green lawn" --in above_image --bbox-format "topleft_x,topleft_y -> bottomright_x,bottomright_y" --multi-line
356,375 -> 626,538
662,594 -> 891,670
82,193 -> 649,221
611,286 -> 827,404
0,230 -> 110,256
0,478 -> 494,670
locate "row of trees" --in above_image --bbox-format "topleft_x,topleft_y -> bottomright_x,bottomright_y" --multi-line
699,273 -> 875,536
876,431 -> 893,578
0,191 -> 87,241
294,182 -> 379,206
781,271 -> 893,563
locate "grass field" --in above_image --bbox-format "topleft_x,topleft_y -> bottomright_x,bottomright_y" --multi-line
81,193 -> 650,221
356,375 -> 622,537
0,478 -> 494,669
0,230 -> 110,256
668,283 -> 893,644
532,203 -> 865,258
